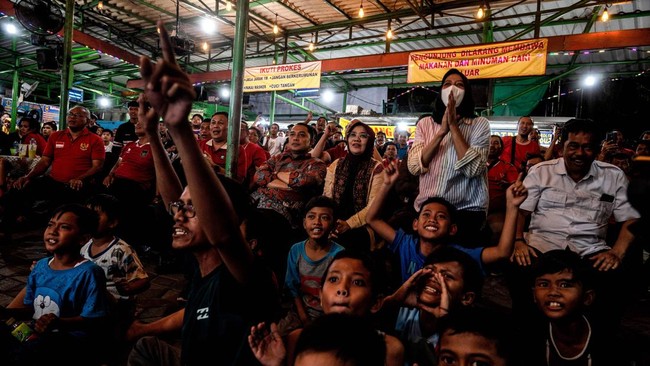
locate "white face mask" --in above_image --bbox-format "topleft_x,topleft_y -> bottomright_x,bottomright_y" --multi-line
441,85 -> 465,107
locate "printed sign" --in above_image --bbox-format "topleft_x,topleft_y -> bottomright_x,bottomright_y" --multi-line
408,39 -> 548,82
243,61 -> 321,92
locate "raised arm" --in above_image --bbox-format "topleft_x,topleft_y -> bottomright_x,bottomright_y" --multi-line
141,20 -> 254,283
366,159 -> 399,245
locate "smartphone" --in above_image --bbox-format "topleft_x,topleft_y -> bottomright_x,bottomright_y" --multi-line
606,132 -> 617,143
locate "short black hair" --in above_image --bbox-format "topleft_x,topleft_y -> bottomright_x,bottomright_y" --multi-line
51,204 -> 99,236
383,141 -> 397,149
438,307 -> 517,365
490,134 -> 504,148
42,121 -> 57,131
560,118 -> 601,151
321,249 -> 387,299
376,131 -> 386,136
192,113 -> 204,120
433,68 -> 476,123
530,249 -> 594,290
303,195 -> 338,221
418,196 -> 457,223
86,194 -> 121,223
19,117 -> 40,132
88,125 -> 100,134
422,246 -> 483,298
212,111 -> 228,119
102,129 -> 114,137
295,313 -> 386,366
90,113 -> 99,120
127,101 -> 139,108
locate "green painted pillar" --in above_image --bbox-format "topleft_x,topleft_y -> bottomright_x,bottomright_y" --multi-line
11,38 -> 19,131
225,0 -> 250,179
59,0 -> 76,127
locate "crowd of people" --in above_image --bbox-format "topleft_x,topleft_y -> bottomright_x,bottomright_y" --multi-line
0,22 -> 648,366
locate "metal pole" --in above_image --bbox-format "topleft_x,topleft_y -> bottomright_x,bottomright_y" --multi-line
59,0 -> 76,126
10,38 -> 19,132
226,0 -> 249,179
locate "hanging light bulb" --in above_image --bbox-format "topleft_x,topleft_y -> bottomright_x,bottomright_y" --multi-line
273,14 -> 279,34
358,1 -> 364,18
308,41 -> 315,51
97,0 -> 104,10
476,5 -> 485,19
226,1 -> 232,11
202,42 -> 209,51
601,7 -> 609,22
386,28 -> 393,39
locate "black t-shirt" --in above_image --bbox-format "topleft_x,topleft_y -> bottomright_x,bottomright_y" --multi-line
114,121 -> 136,146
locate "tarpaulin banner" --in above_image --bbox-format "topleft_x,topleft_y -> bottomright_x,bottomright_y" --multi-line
407,39 -> 548,82
243,61 -> 322,92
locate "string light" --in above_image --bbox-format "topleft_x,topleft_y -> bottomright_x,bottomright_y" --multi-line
97,1 -> 104,10
601,6 -> 609,22
226,1 -> 232,11
358,0 -> 364,18
273,13 -> 279,34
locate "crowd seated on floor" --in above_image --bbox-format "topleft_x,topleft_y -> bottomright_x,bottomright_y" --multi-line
0,28 -> 649,366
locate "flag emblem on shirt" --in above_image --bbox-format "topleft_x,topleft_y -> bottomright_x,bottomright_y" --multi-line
55,142 -> 64,149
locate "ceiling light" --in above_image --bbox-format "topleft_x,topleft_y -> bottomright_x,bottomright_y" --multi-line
225,1 -> 232,11
273,14 -> 279,34
322,89 -> 334,102
202,42 -> 209,51
583,75 -> 597,87
200,17 -> 217,34
476,6 -> 485,19
308,42 -> 314,51
601,7 -> 609,22
386,28 -> 393,40
220,86 -> 230,99
97,1 -> 104,10
98,97 -> 111,108
5,22 -> 18,35
359,1 -> 364,18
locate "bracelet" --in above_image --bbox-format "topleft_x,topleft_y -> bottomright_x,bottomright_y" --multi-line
514,238 -> 526,242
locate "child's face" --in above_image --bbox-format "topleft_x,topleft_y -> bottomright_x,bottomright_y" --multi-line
533,269 -> 593,320
413,202 -> 457,242
418,261 -> 472,308
44,212 -> 85,253
320,258 -> 375,317
295,351 -> 346,366
90,207 -> 117,236
303,206 -> 335,241
438,330 -> 507,366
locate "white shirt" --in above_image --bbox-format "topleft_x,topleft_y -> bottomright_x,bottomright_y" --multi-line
520,158 -> 640,257
266,136 -> 287,157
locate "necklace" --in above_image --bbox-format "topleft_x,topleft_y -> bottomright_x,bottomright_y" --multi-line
546,315 -> 592,365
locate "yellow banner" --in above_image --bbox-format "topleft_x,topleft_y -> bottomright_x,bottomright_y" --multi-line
339,118 -> 416,139
243,61 -> 321,92
407,39 -> 548,82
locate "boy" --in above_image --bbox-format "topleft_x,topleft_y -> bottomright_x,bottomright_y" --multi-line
367,159 -> 527,282
527,249 -> 618,366
0,204 -> 111,365
82,194 -> 150,336
437,306 -> 517,366
382,246 -> 484,366
279,196 -> 345,335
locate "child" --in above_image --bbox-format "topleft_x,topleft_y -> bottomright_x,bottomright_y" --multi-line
0,204 -> 111,365
82,193 -> 150,343
249,250 -> 405,366
382,246 -> 484,366
527,249 -> 618,366
437,306 -> 517,366
367,159 -> 527,282
278,196 -> 345,335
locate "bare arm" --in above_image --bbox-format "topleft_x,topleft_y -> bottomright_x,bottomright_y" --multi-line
125,308 -> 184,341
482,178 -> 527,264
366,160 -> 399,245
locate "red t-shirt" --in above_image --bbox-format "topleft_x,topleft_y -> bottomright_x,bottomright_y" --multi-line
499,136 -> 540,172
325,143 -> 348,163
21,132 -> 47,156
487,160 -> 519,213
199,139 -> 247,182
114,140 -> 155,185
43,128 -> 105,183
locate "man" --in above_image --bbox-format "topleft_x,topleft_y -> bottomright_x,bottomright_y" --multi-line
382,141 -> 398,161
199,112 -> 247,183
510,119 -> 639,329
125,25 -> 280,365
376,131 -> 387,156
239,120 -> 269,190
114,101 -> 140,148
486,135 -> 518,244
89,113 -> 99,128
499,116 -> 540,172
198,118 -> 211,142
98,129 -> 118,182
263,122 -> 286,157
634,139 -> 649,157
190,113 -> 203,139
395,130 -> 410,160
1,106 -> 105,234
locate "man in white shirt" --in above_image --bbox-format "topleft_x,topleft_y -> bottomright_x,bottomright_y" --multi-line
263,122 -> 286,157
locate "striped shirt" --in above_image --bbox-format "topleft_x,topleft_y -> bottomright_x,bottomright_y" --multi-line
408,115 -> 490,212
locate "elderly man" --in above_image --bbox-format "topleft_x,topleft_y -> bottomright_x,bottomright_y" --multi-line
0,106 -> 104,238
500,116 -> 540,172
509,118 -> 639,330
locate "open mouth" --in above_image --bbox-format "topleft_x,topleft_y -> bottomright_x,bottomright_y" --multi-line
545,301 -> 563,309
423,224 -> 439,232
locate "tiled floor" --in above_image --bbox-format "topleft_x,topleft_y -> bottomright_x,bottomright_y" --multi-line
2,229 -> 649,365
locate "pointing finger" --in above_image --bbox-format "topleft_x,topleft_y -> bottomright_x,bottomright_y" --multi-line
157,20 -> 177,65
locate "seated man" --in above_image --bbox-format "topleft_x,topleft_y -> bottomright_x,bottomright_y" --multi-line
199,111 -> 247,183
0,106 -> 104,236
487,135 -> 519,244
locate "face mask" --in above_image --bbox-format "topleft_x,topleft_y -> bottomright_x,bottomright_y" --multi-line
441,85 -> 465,107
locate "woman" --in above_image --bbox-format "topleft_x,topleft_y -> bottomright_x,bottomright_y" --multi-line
407,68 -> 490,248
41,121 -> 57,141
323,120 -> 384,251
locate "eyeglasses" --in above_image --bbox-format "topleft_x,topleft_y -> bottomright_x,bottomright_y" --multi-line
168,201 -> 196,218
348,132 -> 369,139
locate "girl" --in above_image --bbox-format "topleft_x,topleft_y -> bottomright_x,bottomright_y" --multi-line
249,250 -> 405,366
